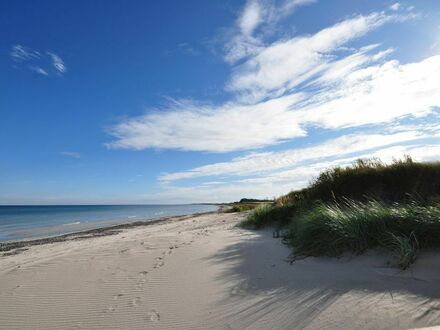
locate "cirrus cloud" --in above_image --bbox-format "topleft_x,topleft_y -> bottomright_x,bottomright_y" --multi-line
10,45 -> 67,77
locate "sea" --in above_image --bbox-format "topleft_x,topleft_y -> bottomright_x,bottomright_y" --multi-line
0,204 -> 218,242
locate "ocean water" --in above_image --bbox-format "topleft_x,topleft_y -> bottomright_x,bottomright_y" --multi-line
0,204 -> 218,242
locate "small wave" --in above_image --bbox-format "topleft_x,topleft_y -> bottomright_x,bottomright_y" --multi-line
154,211 -> 164,215
127,215 -> 137,219
63,221 -> 81,226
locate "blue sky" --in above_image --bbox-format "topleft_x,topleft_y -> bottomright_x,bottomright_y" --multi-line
1,0 -> 440,204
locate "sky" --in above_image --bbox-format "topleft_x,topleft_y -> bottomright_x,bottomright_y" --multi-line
1,0 -> 440,205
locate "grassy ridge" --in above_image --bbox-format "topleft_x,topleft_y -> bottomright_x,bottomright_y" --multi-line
276,157 -> 440,206
241,158 -> 440,268
224,203 -> 262,213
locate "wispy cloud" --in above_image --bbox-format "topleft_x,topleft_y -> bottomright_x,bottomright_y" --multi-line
30,66 -> 49,76
389,3 -> 401,11
228,12 -> 396,101
46,51 -> 66,74
106,7 -> 427,153
148,142 -> 440,203
10,45 -> 67,76
105,1 -> 438,201
61,151 -> 81,158
106,95 -> 306,152
224,0 -> 317,64
107,36 -> 439,153
10,45 -> 41,62
158,130 -> 432,182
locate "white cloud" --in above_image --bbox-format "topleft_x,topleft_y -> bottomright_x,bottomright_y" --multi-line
61,151 -> 81,158
108,52 -> 440,153
239,0 -> 263,36
158,130 -> 427,182
246,143 -> 440,186
106,3 -> 439,189
389,3 -> 401,11
107,9 -> 434,153
30,66 -> 49,76
10,45 -> 41,61
10,45 -> 66,77
106,94 -> 306,152
47,52 -> 67,74
227,12 -> 394,100
148,142 -> 440,203
103,1 -> 439,203
224,0 -> 316,63
141,182 -> 288,203
296,55 -> 440,129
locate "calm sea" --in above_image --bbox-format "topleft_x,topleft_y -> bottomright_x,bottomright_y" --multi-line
0,204 -> 218,242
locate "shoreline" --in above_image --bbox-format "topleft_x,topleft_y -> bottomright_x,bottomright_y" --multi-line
0,209 -> 223,253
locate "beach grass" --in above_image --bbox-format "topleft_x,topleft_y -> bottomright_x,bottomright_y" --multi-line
224,202 -> 267,213
286,199 -> 439,269
239,203 -> 275,228
241,157 -> 440,268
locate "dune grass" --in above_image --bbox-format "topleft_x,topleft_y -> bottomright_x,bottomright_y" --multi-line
224,202 -> 262,213
286,199 -> 440,269
239,202 -> 308,229
238,203 -> 275,228
276,156 -> 440,206
241,157 -> 440,268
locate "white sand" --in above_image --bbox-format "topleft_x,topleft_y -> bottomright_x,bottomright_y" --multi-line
1,212 -> 440,329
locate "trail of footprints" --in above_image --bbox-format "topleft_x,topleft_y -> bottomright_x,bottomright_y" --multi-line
104,242 -> 183,322
105,228 -> 212,322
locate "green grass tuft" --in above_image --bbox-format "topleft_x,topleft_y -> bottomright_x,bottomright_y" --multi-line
224,203 -> 260,213
286,199 -> 440,268
239,203 -> 275,228
383,232 -> 418,269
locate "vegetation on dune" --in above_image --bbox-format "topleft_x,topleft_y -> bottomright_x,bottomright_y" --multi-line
276,156 -> 440,206
224,203 -> 262,213
239,201 -> 307,229
225,198 -> 275,213
287,199 -> 440,269
240,157 -> 440,269
239,203 -> 275,227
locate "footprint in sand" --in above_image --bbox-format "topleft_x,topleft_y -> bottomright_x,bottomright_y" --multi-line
105,305 -> 116,313
129,296 -> 142,307
139,270 -> 148,276
113,293 -> 124,300
154,260 -> 164,268
147,309 -> 160,322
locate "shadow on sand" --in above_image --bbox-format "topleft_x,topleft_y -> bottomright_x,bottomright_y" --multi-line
205,228 -> 440,328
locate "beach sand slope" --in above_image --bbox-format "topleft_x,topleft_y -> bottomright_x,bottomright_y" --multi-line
1,212 -> 440,329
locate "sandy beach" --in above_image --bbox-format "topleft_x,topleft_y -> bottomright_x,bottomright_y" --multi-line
1,211 -> 440,329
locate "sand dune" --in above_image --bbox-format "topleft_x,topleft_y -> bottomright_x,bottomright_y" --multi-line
1,212 -> 440,329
